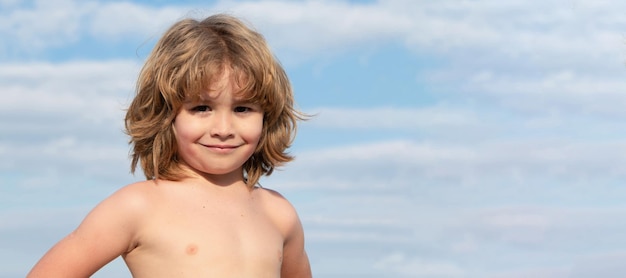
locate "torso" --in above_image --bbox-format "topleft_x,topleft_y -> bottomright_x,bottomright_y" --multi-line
121,179 -> 287,278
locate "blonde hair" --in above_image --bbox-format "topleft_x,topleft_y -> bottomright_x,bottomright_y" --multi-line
125,14 -> 303,187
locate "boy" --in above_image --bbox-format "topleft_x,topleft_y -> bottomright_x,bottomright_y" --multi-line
27,14 -> 312,278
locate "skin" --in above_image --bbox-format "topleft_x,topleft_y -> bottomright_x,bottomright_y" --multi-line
27,70 -> 312,278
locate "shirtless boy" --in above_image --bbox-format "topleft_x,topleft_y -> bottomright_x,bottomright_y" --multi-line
27,14 -> 312,278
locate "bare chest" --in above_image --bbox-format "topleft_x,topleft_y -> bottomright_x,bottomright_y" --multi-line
124,196 -> 284,277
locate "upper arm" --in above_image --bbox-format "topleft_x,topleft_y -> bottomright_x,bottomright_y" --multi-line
280,212 -> 312,278
265,190 -> 311,278
27,183 -> 149,278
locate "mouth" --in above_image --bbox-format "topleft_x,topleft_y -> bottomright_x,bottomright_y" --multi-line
201,144 -> 240,153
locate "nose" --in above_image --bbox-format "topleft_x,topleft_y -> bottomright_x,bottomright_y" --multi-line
210,111 -> 234,139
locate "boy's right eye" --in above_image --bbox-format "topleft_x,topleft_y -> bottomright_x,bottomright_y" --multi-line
191,105 -> 211,112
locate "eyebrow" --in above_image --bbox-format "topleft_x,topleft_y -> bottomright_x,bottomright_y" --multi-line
181,95 -> 258,104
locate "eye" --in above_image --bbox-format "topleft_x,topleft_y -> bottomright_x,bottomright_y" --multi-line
191,105 -> 211,112
234,106 -> 252,113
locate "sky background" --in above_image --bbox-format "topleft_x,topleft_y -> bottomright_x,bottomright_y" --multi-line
2,0 -> 626,277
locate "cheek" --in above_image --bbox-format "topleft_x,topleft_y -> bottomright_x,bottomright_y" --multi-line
247,117 -> 264,143
172,118 -> 197,145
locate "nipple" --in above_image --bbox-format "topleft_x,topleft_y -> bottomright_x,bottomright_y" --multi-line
186,244 -> 198,255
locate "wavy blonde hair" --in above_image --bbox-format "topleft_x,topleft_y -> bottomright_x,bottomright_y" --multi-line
125,14 -> 303,187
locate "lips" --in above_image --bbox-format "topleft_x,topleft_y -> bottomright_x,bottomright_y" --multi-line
201,144 -> 240,154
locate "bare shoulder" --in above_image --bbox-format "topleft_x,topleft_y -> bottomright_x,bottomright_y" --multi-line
254,187 -> 301,229
75,180 -> 160,243
104,180 -> 158,212
80,180 -> 157,240
85,180 -> 157,228
254,187 -> 294,208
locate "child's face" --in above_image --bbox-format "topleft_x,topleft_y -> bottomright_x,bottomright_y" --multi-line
173,69 -> 263,179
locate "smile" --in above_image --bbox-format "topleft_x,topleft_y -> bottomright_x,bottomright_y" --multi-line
201,144 -> 240,154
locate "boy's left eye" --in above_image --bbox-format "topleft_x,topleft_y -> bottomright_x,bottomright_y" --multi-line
234,106 -> 252,113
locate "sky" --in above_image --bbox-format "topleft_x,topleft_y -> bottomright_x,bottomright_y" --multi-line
2,0 -> 626,277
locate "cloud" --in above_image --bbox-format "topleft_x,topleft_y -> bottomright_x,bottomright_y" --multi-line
0,60 -> 138,181
463,70 -> 626,117
216,0 -> 412,52
568,251 -> 626,278
300,194 -> 626,277
374,252 -> 465,277
87,2 -> 191,39
0,61 -> 136,116
0,0 -> 189,57
0,60 -> 136,113
274,139 -> 626,193
0,0 -> 20,8
3,0 -> 625,72
0,0 -> 409,59
0,0 -> 86,53
398,0 -> 626,58
309,106 -> 479,129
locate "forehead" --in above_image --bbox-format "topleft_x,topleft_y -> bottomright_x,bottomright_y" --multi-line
186,67 -> 252,101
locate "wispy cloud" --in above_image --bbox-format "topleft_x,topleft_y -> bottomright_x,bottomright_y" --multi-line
309,107 -> 479,129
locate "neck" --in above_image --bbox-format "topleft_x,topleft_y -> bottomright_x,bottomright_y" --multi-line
179,164 -> 248,189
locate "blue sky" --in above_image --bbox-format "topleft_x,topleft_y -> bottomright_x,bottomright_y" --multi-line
2,0 -> 626,277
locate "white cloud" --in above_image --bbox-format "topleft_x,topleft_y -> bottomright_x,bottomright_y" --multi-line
0,0 -> 19,8
489,266 -> 571,278
374,252 -> 465,277
0,60 -> 138,181
0,60 -> 137,122
309,106 -> 479,129
5,1 -> 626,49
275,139 -> 626,193
300,195 -> 626,277
568,251 -> 626,278
0,0 -> 87,52
2,0 -> 624,73
217,0 -> 412,53
0,0 -> 187,55
463,70 -> 626,117
87,2 -> 189,39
